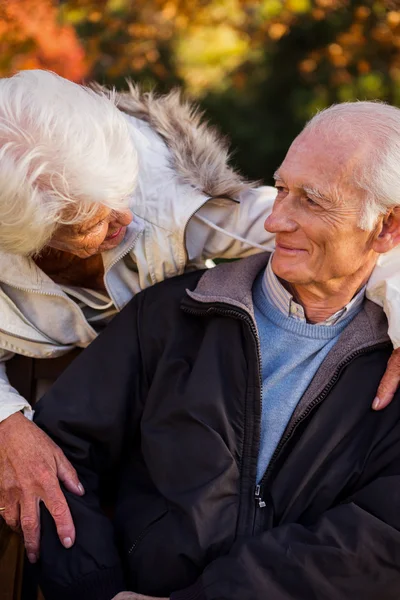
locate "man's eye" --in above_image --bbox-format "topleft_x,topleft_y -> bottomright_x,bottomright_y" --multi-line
275,186 -> 286,193
306,197 -> 318,207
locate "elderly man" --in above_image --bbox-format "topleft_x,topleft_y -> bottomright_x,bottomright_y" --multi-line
33,101 -> 400,600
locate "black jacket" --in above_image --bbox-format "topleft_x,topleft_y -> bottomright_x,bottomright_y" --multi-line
34,254 -> 400,600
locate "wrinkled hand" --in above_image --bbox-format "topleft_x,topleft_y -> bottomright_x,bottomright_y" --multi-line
373,347 -> 400,410
0,412 -> 84,563
112,594 -> 169,600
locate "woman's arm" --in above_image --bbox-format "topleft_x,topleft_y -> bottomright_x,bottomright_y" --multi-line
0,350 -> 32,422
185,187 -> 276,264
0,351 -> 83,562
367,245 -> 400,408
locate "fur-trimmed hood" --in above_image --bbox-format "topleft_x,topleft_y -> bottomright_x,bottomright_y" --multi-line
92,82 -> 255,200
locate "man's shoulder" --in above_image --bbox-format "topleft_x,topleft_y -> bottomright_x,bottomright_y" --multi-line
139,268 -> 207,308
139,254 -> 271,312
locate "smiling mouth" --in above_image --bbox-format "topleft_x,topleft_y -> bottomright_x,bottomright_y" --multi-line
105,227 -> 123,241
276,243 -> 306,253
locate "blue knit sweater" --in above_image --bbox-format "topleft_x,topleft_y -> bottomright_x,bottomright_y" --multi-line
252,272 -> 362,482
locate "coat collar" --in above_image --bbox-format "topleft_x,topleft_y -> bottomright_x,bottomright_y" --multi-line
186,253 -> 391,351
93,81 -> 256,201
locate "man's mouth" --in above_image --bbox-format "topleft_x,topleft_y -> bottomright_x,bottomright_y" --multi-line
276,242 -> 306,254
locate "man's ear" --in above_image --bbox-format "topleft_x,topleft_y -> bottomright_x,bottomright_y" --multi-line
372,208 -> 400,254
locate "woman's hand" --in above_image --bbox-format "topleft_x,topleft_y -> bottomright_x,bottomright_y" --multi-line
113,594 -> 169,600
374,347 -> 400,410
0,412 -> 84,563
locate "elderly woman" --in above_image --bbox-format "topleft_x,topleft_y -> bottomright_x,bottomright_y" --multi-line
0,69 -> 399,567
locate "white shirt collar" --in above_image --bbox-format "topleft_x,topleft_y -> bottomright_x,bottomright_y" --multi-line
262,255 -> 365,326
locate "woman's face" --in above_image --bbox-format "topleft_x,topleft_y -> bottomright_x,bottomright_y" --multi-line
48,205 -> 133,258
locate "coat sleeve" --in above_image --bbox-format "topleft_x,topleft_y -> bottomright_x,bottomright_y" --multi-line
171,412 -> 400,600
366,245 -> 400,349
185,187 -> 276,263
0,349 -> 34,422
33,294 -> 147,600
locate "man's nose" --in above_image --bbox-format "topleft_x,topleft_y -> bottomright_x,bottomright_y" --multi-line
264,200 -> 297,234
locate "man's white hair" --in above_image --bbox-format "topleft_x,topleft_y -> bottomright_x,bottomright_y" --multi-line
0,69 -> 138,255
304,101 -> 400,230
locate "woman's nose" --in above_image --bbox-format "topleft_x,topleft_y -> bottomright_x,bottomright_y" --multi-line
114,209 -> 133,227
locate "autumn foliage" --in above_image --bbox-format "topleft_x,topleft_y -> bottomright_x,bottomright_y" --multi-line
0,0 -> 399,179
0,0 -> 88,80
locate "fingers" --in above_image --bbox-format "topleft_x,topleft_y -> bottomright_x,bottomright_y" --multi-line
374,347 -> 400,410
44,487 -> 75,550
55,452 -> 85,496
19,479 -> 75,563
111,594 -> 169,600
20,497 -> 40,563
112,594 -> 151,600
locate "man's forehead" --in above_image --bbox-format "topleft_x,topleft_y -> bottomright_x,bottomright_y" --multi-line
288,128 -> 362,165
277,130 -> 367,197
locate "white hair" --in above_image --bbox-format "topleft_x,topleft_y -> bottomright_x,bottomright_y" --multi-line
304,101 -> 400,230
0,69 -> 138,255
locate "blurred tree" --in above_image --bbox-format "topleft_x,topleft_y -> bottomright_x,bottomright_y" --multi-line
0,0 -> 88,80
0,0 -> 399,181
197,0 -> 400,180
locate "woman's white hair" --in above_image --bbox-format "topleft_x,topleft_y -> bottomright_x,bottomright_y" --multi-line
304,101 -> 400,231
0,69 -> 138,255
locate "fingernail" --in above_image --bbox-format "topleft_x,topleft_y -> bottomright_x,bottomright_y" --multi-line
372,397 -> 381,410
28,553 -> 37,564
77,483 -> 85,494
63,537 -> 73,548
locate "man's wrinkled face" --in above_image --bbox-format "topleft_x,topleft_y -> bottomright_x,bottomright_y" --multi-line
264,129 -> 378,288
48,205 -> 133,259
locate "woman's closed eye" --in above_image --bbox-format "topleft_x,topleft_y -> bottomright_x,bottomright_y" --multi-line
91,219 -> 105,230
80,219 -> 105,235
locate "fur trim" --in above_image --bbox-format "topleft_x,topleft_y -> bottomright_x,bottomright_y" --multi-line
91,82 -> 255,200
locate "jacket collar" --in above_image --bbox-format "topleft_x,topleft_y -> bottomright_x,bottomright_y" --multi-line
186,253 -> 391,352
186,254 -> 391,419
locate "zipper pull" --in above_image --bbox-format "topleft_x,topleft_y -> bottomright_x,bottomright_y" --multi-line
254,484 -> 266,508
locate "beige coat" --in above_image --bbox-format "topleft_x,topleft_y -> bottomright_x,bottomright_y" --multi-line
0,89 -> 276,421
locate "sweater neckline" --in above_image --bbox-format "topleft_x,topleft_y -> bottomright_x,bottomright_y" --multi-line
253,272 -> 362,340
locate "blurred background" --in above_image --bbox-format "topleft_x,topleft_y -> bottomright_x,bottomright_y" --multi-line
0,0 -> 399,183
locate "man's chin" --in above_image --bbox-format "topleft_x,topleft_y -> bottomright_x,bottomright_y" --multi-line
271,255 -> 311,286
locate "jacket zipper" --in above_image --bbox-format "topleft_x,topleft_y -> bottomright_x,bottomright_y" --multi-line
127,512 -> 167,556
0,325 -> 61,345
182,301 -> 264,532
254,484 -> 266,508
0,282 -> 97,343
128,527 -> 150,556
103,228 -> 144,297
